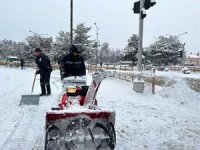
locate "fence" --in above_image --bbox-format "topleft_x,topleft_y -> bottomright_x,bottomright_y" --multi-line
0,60 -> 61,70
1,60 -> 200,72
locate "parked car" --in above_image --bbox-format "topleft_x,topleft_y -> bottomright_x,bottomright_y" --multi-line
6,56 -> 20,67
181,67 -> 191,74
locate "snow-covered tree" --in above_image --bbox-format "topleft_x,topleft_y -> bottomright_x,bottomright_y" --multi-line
122,34 -> 139,65
50,31 -> 71,62
99,42 -> 111,64
108,48 -> 123,64
73,23 -> 95,61
99,43 -> 123,64
0,39 -> 18,58
0,23 -> 99,63
15,41 -> 30,59
25,35 -> 53,59
145,35 -> 185,66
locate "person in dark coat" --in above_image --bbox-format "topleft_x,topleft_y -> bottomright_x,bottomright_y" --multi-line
57,53 -> 66,79
60,45 -> 86,79
20,58 -> 24,69
35,48 -> 52,96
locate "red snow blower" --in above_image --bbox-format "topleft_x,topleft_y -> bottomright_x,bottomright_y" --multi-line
45,71 -> 116,150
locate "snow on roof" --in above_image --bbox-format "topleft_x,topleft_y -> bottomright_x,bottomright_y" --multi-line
120,61 -> 132,64
7,56 -> 18,59
187,54 -> 200,58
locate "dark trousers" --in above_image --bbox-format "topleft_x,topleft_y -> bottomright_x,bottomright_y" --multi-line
21,63 -> 24,69
40,72 -> 51,94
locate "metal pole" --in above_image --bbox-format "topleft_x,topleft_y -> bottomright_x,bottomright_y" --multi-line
138,0 -> 145,72
94,23 -> 99,71
181,43 -> 186,65
133,0 -> 145,93
70,0 -> 73,45
96,27 -> 98,67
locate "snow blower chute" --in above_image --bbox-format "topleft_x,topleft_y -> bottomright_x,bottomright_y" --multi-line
45,71 -> 116,150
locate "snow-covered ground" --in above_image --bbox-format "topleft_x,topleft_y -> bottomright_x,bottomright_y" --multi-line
0,66 -> 200,150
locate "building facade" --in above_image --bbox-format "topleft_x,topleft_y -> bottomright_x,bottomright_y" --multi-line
185,54 -> 200,66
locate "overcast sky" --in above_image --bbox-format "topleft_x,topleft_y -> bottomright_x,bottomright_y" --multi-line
0,0 -> 199,53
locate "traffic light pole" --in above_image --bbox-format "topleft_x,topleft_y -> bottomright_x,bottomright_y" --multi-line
133,0 -> 145,93
133,0 -> 156,93
138,0 -> 144,72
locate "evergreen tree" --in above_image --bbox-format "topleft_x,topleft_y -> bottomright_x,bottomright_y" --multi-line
99,42 -> 111,64
145,35 -> 184,66
15,41 -> 30,59
0,39 -> 18,58
50,31 -> 71,62
122,34 -> 139,65
73,23 -> 95,61
25,35 -> 53,60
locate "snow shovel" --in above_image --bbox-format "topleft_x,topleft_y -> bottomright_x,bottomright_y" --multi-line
20,72 -> 40,105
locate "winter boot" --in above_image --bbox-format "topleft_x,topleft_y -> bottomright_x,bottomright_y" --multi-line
46,84 -> 51,96
40,84 -> 46,96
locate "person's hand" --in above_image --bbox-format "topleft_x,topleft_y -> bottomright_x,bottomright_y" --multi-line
35,70 -> 39,75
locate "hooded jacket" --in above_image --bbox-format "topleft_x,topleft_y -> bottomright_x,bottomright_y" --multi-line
61,45 -> 86,78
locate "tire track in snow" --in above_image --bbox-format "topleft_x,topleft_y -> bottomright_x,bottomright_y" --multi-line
51,77 -> 62,89
30,77 -> 62,149
1,72 -> 62,150
31,137 -> 44,150
1,107 -> 36,150
0,81 -> 26,101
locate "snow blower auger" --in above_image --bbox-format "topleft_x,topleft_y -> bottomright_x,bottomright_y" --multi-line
45,71 -> 116,150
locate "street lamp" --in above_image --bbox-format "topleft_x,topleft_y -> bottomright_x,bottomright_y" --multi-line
176,32 -> 188,37
94,23 -> 100,71
165,32 -> 188,37
70,0 -> 73,45
29,30 -> 48,36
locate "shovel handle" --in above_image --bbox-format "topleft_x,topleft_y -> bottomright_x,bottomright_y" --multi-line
31,73 -> 37,94
31,67 -> 38,94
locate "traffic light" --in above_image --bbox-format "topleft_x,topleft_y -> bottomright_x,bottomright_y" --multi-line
177,50 -> 183,57
144,0 -> 156,10
133,0 -> 156,14
179,50 -> 183,57
141,8 -> 147,19
133,0 -> 140,14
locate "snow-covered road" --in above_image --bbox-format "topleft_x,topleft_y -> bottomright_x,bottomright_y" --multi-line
0,66 -> 200,150
98,78 -> 200,150
0,67 -> 61,150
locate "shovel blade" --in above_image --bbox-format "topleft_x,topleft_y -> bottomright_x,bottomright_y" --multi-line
20,95 -> 40,105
